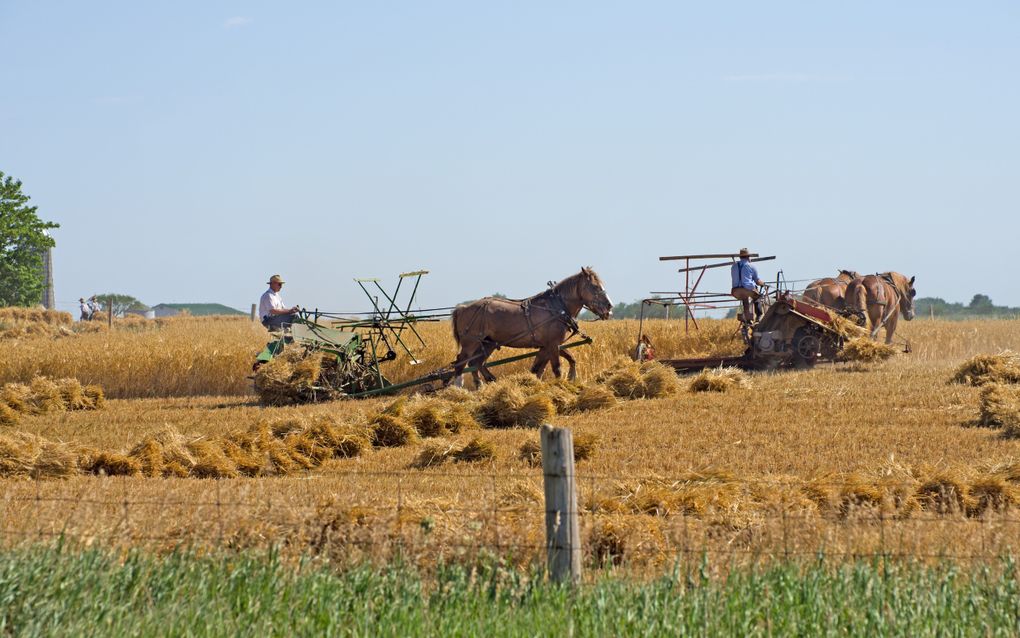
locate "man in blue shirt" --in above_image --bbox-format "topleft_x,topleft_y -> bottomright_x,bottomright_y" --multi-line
731,248 -> 765,323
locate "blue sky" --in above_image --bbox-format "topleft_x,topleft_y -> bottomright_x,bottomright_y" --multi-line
2,1 -> 1017,315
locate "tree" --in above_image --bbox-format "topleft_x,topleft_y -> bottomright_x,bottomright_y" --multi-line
968,294 -> 994,313
94,293 -> 149,317
0,172 -> 59,307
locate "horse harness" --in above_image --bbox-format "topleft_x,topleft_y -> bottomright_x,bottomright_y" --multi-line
457,286 -> 580,352
870,273 -> 901,330
522,286 -> 580,342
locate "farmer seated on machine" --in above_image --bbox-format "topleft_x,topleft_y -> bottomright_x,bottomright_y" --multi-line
730,248 -> 765,324
259,274 -> 299,331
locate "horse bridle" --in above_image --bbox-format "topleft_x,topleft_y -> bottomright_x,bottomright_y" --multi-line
578,275 -> 611,320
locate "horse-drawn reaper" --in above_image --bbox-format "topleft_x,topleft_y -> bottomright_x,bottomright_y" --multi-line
251,268 -> 612,401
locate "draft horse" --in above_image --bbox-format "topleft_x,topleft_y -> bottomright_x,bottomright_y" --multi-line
449,268 -> 613,387
802,269 -> 861,311
844,272 -> 917,344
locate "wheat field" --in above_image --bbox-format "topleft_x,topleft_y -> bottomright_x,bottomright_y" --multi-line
2,314 -> 1020,572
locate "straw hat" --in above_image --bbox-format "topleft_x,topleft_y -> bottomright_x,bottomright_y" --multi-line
738,248 -> 751,258
267,274 -> 285,285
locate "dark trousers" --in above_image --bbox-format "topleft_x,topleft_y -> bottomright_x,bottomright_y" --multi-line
262,314 -> 293,330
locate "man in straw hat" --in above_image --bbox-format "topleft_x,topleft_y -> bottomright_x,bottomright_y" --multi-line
259,274 -> 299,331
79,297 -> 91,321
731,248 -> 766,324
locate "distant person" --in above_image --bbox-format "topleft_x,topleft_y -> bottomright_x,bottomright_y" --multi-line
79,297 -> 91,321
88,295 -> 102,319
730,248 -> 766,323
259,274 -> 299,331
635,334 -> 655,361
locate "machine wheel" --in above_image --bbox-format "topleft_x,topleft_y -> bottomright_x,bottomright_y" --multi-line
792,327 -> 821,368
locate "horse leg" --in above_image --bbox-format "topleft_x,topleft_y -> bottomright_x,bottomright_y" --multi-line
537,346 -> 563,379
884,312 -> 899,345
559,349 -> 577,381
476,340 -> 499,384
448,342 -> 480,388
467,348 -> 487,388
530,351 -> 550,380
867,304 -> 884,340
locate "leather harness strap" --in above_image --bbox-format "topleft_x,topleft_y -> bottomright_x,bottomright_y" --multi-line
871,277 -> 901,331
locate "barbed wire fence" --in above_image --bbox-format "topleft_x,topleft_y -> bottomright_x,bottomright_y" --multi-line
3,426 -> 1019,580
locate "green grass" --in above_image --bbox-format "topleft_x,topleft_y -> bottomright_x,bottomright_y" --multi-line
2,545 -> 1020,636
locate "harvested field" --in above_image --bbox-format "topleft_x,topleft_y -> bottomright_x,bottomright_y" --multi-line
2,316 -> 1020,572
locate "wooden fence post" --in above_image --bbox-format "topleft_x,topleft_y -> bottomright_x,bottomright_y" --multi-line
541,424 -> 581,585
107,295 -> 113,329
251,303 -> 257,322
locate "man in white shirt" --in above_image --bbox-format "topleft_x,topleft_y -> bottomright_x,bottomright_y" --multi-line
79,298 -> 91,321
259,274 -> 299,330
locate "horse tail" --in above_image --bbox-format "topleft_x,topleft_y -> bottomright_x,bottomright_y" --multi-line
450,306 -> 462,348
844,280 -> 868,324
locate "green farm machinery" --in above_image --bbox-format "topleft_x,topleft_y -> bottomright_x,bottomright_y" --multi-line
252,271 -> 593,401
253,271 -> 442,399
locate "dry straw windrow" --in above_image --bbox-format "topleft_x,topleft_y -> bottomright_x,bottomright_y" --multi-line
952,351 -> 1020,386
978,383 -> 1020,434
0,413 -> 371,480
253,349 -> 334,406
838,338 -> 898,364
688,367 -> 751,393
594,358 -> 682,399
0,377 -> 105,426
8,317 -> 1020,569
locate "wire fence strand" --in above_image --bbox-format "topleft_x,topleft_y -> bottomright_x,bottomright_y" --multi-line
3,467 -> 1020,570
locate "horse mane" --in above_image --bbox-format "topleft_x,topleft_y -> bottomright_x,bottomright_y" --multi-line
580,266 -> 604,288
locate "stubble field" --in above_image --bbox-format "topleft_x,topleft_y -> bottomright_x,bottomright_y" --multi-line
1,312 -> 1019,574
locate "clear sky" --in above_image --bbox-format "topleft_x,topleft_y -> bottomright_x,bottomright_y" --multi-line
3,1 -> 1017,316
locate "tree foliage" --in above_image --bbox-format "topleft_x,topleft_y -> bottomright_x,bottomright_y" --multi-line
579,297 -> 687,320
94,293 -> 149,316
0,172 -> 59,307
916,295 -> 1019,318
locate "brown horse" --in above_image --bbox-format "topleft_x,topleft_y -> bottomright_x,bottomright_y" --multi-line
802,269 -> 860,310
449,268 -> 613,386
844,272 -> 916,343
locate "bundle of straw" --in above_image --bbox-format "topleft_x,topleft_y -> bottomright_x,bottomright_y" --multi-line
0,431 -> 77,479
369,414 -> 419,447
689,367 -> 751,393
473,383 -> 555,429
951,352 -> 1020,386
979,383 -> 1020,433
838,338 -> 897,364
253,349 -> 332,406
450,437 -> 496,463
411,443 -> 453,469
595,358 -> 682,399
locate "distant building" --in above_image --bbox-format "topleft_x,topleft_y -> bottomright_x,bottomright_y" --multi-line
151,303 -> 246,318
